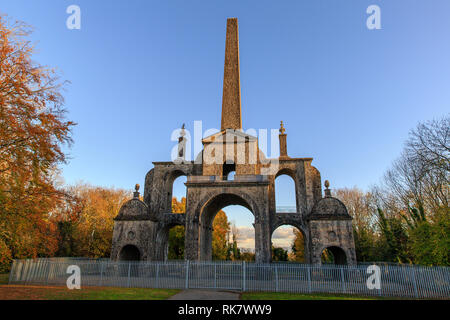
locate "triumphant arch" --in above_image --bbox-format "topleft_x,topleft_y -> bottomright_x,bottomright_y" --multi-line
110,18 -> 356,265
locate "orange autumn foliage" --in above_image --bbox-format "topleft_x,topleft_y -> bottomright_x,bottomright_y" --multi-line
0,16 -> 75,271
52,184 -> 131,258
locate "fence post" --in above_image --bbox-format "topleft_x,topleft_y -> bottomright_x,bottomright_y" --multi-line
47,262 -> 53,285
214,264 -> 217,289
45,261 -> 50,285
99,261 -> 104,287
340,267 -> 346,293
242,261 -> 246,292
185,260 -> 190,289
127,262 -> 131,288
275,265 -> 279,292
24,259 -> 29,284
156,263 -> 160,288
410,266 -> 419,298
307,265 -> 312,293
21,260 -> 26,283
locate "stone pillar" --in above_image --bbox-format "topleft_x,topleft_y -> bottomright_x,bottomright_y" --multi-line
254,217 -> 272,263
279,121 -> 288,158
184,203 -> 200,260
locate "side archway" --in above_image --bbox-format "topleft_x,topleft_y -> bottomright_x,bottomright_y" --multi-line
155,222 -> 185,261
274,168 -> 298,213
165,169 -> 187,213
271,224 -> 309,263
321,246 -> 347,265
119,244 -> 141,261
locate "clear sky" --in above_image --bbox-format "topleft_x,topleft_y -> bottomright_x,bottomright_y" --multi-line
3,1 -> 450,250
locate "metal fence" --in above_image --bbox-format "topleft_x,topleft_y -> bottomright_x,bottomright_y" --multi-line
8,258 -> 450,299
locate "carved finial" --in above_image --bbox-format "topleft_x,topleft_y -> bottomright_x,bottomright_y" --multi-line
180,123 -> 186,137
279,121 -> 285,135
134,184 -> 140,198
324,180 -> 331,197
181,123 -> 185,130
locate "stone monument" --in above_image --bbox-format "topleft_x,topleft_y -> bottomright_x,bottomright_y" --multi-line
111,18 -> 357,265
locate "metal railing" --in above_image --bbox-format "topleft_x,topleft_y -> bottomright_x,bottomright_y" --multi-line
276,206 -> 297,213
8,258 -> 450,299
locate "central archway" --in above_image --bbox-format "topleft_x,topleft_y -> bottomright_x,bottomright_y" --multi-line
199,193 -> 254,261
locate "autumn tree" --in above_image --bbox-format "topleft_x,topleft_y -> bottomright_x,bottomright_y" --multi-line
212,210 -> 230,260
53,183 -> 130,258
272,246 -> 288,261
290,228 -> 305,262
168,197 -> 186,259
0,16 -> 75,271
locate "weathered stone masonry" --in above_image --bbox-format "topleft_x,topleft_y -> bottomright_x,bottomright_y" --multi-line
110,18 -> 357,265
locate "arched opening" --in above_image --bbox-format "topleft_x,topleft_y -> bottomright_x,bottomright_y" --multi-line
223,163 -> 236,180
321,246 -> 347,265
119,245 -> 140,261
275,170 -> 297,212
220,205 -> 255,261
171,173 -> 187,213
168,225 -> 185,260
271,225 -> 306,262
199,194 -> 255,261
155,223 -> 185,261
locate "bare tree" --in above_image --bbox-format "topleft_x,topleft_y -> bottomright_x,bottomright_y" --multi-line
384,115 -> 449,213
333,187 -> 378,231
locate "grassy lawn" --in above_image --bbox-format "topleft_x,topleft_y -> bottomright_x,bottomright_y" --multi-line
0,272 -> 402,300
40,286 -> 180,300
241,291 -> 392,300
0,273 -> 180,300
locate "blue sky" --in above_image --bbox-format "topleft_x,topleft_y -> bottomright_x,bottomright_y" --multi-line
3,1 -> 449,248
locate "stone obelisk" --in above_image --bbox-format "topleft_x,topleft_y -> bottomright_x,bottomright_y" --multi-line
221,18 -> 242,131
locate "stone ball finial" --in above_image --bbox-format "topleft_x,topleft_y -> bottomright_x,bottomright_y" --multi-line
324,180 -> 331,197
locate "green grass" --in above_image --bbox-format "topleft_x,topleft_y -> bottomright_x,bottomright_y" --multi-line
241,291 -> 391,300
0,272 -> 179,300
0,274 -> 9,285
42,287 -> 180,300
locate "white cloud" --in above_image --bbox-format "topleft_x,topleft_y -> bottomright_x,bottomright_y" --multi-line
272,227 -> 296,250
230,225 -> 297,251
234,226 -> 254,249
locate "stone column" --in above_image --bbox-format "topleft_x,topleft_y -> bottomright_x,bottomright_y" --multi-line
184,207 -> 200,261
279,121 -> 288,158
254,217 -> 272,263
